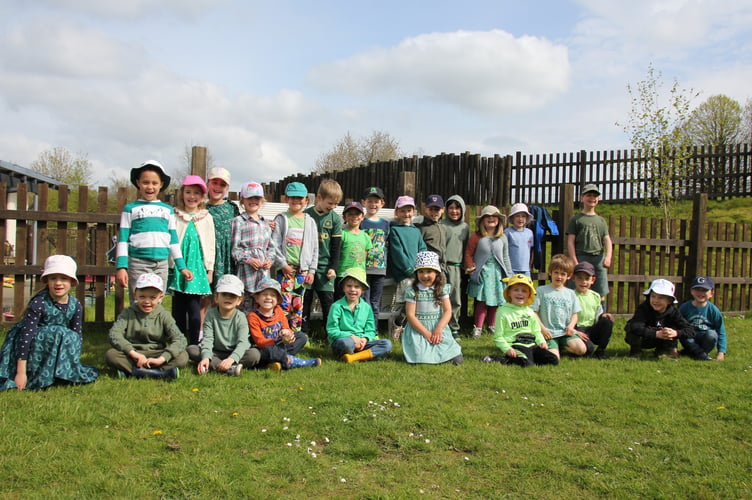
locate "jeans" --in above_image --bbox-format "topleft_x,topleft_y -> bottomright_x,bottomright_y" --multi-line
680,329 -> 718,354
330,337 -> 392,359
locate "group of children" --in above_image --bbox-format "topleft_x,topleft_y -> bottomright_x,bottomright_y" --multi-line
0,166 -> 728,390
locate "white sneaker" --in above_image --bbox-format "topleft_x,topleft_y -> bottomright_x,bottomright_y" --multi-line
391,325 -> 404,341
471,326 -> 482,338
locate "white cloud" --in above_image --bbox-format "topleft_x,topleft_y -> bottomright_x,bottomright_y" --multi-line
308,30 -> 570,114
36,0 -> 229,20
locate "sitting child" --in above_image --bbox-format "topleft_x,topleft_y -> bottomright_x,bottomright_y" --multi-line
327,268 -> 392,363
187,274 -> 261,376
247,278 -> 320,371
679,276 -> 727,361
625,278 -> 694,359
483,274 -> 558,367
106,273 -> 188,379
572,261 -> 613,359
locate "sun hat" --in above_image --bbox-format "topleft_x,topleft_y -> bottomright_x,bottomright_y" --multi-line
240,181 -> 264,199
395,195 -> 415,209
181,175 -> 207,194
285,182 -> 308,198
573,261 -> 596,276
41,255 -> 78,286
215,274 -> 244,297
130,160 -> 171,192
340,267 -> 369,289
582,184 -> 600,196
253,278 -> 283,301
478,205 -> 504,222
508,202 -> 533,222
414,251 -> 441,273
343,201 -> 365,215
362,186 -> 385,200
643,278 -> 677,302
424,194 -> 444,209
207,167 -> 231,185
502,273 -> 536,306
690,276 -> 715,290
135,273 -> 164,292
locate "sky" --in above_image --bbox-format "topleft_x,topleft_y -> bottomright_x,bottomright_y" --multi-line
1,0 -> 751,192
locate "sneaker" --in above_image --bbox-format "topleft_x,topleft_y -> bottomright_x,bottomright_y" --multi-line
226,363 -> 243,376
593,349 -> 609,360
391,325 -> 404,341
485,326 -> 496,336
268,362 -> 282,372
117,370 -> 129,379
163,367 -> 179,379
471,326 -> 482,338
481,355 -> 494,363
629,349 -> 641,359
693,351 -> 712,361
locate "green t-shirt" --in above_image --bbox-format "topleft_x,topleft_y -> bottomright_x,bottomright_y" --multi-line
494,303 -> 545,353
566,212 -> 609,256
284,213 -> 305,266
575,289 -> 602,328
338,229 -> 372,276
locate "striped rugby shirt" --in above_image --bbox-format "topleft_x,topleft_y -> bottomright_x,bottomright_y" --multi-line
116,199 -> 187,271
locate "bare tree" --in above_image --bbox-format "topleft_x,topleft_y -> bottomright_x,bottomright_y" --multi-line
741,98 -> 752,145
314,130 -> 402,174
31,147 -> 93,186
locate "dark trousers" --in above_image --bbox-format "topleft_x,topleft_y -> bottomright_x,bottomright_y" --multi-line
576,315 -> 613,352
258,331 -> 308,367
362,274 -> 385,321
172,291 -> 202,345
302,289 -> 334,333
507,344 -> 560,367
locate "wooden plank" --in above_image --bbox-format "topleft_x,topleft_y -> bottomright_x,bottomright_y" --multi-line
0,209 -> 120,224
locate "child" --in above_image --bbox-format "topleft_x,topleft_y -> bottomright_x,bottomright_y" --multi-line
572,261 -> 613,359
106,273 -> 188,379
463,205 -> 512,338
532,254 -> 586,359
0,255 -> 98,391
247,278 -> 321,371
231,181 -> 280,313
116,160 -> 193,300
416,194 -> 447,269
441,195 -> 469,339
625,279 -> 695,359
679,276 -> 727,361
187,274 -> 261,376
335,201 -> 372,300
505,202 -> 534,277
169,175 -> 215,345
272,182 -> 319,331
402,252 -> 463,365
565,184 -> 613,302
302,179 -> 343,335
387,195 -> 427,340
327,268 -> 393,363
206,167 -> 240,286
483,273 -> 558,367
360,186 -> 390,321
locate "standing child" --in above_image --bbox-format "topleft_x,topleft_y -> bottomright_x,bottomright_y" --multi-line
464,206 -> 512,338
302,179 -> 343,335
387,196 -> 427,340
572,261 -> 613,359
360,186 -> 390,322
327,268 -> 393,363
532,254 -> 585,359
248,278 -> 321,371
482,274 -> 558,367
187,274 -> 261,376
231,181 -> 280,313
416,194 -> 448,270
625,279 -> 694,359
205,167 -> 240,286
402,252 -> 463,365
272,182 -> 319,331
169,175 -> 215,345
106,273 -> 188,379
335,201 -> 372,300
566,184 -> 613,304
505,202 -> 534,277
0,255 -> 97,391
116,160 -> 193,300
441,195 -> 469,339
679,276 -> 727,361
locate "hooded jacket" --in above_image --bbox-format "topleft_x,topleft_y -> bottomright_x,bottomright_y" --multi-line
441,195 -> 469,265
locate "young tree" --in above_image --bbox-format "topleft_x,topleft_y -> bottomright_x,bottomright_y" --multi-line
618,64 -> 698,221
31,147 -> 93,186
314,130 -> 402,174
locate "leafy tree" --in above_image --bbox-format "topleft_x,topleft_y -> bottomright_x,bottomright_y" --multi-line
31,147 -> 93,186
741,98 -> 752,145
314,130 -> 402,174
684,94 -> 742,147
618,64 -> 698,221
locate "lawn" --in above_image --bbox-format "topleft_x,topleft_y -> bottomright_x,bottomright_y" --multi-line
0,316 -> 750,499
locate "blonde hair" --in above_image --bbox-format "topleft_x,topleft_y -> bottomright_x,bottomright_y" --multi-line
477,214 -> 505,238
548,253 -> 574,275
317,179 -> 343,202
176,184 -> 206,211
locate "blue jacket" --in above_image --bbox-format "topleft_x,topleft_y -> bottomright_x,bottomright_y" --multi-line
529,206 -> 559,271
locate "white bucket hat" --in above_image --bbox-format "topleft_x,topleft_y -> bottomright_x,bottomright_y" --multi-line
215,274 -> 244,297
643,278 -> 677,303
415,251 -> 441,273
508,202 -> 533,222
41,255 -> 78,285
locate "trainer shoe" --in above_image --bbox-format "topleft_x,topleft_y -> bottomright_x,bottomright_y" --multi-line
693,351 -> 712,361
391,325 -> 404,341
471,326 -> 482,338
226,363 -> 243,376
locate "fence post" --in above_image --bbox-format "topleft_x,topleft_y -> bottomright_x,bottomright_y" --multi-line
191,146 -> 207,179
686,192 -> 707,302
400,171 -> 416,199
557,184 -> 575,256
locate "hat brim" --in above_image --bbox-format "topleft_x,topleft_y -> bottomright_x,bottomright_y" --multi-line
131,167 -> 171,192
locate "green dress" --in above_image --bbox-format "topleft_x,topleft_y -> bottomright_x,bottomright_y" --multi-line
207,200 -> 239,287
168,220 -> 211,295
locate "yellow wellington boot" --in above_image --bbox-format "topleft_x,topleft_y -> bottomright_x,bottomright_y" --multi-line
341,349 -> 374,363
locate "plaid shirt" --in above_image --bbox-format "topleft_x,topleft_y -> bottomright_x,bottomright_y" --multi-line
231,213 -> 281,292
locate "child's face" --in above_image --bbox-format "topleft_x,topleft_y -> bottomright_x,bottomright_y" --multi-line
315,195 -> 339,214
182,185 -> 204,211
342,278 -> 364,302
241,196 -> 264,215
581,192 -> 600,210
511,213 -> 527,229
362,196 -> 384,216
343,209 -> 364,228
649,291 -> 673,314
482,215 -> 500,231
690,287 -> 713,305
507,283 -> 531,306
207,178 -> 229,204
416,268 -> 438,287
134,287 -> 164,314
287,196 -> 307,214
573,272 -> 595,292
446,203 -> 462,222
254,289 -> 279,311
424,206 -> 444,222
395,205 -> 415,225
549,269 -> 570,288
215,292 -> 242,313
136,170 -> 163,201
45,274 -> 73,302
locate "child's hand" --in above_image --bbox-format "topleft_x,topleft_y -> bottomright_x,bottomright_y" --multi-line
352,336 -> 366,351
144,356 -> 166,368
180,269 -> 193,281
506,348 -> 517,358
565,326 -> 576,337
263,259 -> 272,269
465,266 -> 476,274
282,265 -> 294,278
716,352 -> 725,361
539,342 -> 549,350
603,256 -> 612,268
218,357 -> 234,372
430,328 -> 443,344
197,359 -> 210,375
268,220 -> 277,231
116,268 -> 128,288
130,351 -> 148,367
577,330 -> 590,342
658,327 -> 677,340
326,269 -> 336,280
541,327 -> 552,340
303,271 -> 314,285
14,372 -> 27,391
206,270 -> 214,284
248,258 -> 263,269
280,329 -> 295,344
602,313 -> 614,321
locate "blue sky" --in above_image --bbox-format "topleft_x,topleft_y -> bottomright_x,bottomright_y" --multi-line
1,0 -> 751,191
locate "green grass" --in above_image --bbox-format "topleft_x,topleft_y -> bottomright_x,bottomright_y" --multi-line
1,317 -> 751,498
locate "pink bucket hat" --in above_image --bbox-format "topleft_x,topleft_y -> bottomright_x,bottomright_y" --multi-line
41,255 -> 78,286
181,175 -> 207,194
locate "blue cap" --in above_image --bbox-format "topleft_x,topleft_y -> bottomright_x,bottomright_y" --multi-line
690,276 -> 715,290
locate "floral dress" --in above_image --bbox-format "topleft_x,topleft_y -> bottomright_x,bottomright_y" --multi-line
207,200 -> 239,287
0,291 -> 98,391
402,284 -> 462,364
